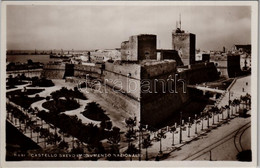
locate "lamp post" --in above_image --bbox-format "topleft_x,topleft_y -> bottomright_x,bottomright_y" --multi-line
195,114 -> 197,134
138,123 -> 143,161
217,111 -> 219,123
179,112 -> 182,144
200,112 -> 204,131
188,117 -> 191,137
207,113 -> 210,129
212,111 -> 215,125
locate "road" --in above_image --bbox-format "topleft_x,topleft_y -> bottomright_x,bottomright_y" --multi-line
183,122 -> 251,161
163,113 -> 251,161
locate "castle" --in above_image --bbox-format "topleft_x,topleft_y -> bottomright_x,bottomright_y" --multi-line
42,29 -> 219,127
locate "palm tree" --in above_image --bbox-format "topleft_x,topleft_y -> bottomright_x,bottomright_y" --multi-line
236,99 -> 241,113
170,124 -> 177,145
225,105 -> 230,119
220,106 -> 225,120
142,135 -> 152,161
125,117 -> 137,132
230,101 -> 234,116
247,94 -> 251,109
232,99 -> 240,114
125,129 -> 136,147
125,143 -> 139,161
200,112 -> 204,131
107,127 -> 121,160
240,95 -> 246,110
155,129 -> 166,154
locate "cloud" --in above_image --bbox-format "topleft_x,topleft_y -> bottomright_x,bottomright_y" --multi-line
6,5 -> 251,51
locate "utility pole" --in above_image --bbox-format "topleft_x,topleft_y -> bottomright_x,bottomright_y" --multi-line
188,117 -> 190,137
179,112 -> 182,144
201,112 -> 204,131
195,114 -> 197,134
209,150 -> 212,161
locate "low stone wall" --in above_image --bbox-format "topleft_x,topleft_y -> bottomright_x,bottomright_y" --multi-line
7,69 -> 43,78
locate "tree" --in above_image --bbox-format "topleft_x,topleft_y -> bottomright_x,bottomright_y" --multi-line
125,117 -> 137,132
100,120 -> 112,130
220,106 -> 225,120
125,129 -> 137,146
142,135 -> 152,160
155,129 -> 166,154
225,105 -> 230,119
84,102 -> 105,114
58,140 -> 69,150
25,120 -> 36,138
124,143 -> 139,161
107,127 -> 121,160
46,96 -> 51,101
232,99 -> 240,114
124,117 -> 137,159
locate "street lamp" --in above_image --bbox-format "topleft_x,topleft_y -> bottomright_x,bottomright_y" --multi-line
179,112 -> 182,144
195,114 -> 197,134
212,111 -> 215,125
200,112 -> 204,131
207,112 -> 210,129
188,117 -> 191,137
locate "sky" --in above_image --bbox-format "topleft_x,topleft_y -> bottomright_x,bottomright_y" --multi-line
6,5 -> 251,51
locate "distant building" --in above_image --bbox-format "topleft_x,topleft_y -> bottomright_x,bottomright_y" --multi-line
232,44 -> 251,54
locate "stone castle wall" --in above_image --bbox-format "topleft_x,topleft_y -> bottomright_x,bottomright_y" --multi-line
102,62 -> 141,100
7,69 -> 43,78
74,64 -> 103,79
41,60 -> 218,127
140,60 -> 190,127
42,64 -> 65,79
180,62 -> 219,85
88,84 -> 141,122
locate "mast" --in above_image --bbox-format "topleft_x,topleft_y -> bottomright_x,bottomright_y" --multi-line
179,13 -> 181,30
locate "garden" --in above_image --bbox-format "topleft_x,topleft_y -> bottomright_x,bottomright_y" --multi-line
81,102 -> 110,121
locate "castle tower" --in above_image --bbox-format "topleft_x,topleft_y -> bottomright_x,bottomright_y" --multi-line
172,16 -> 196,65
172,31 -> 196,65
121,34 -> 157,61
